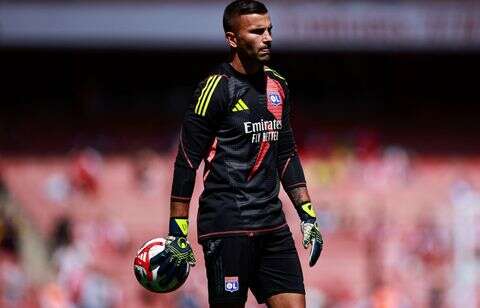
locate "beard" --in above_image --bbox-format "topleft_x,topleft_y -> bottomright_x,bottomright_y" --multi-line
256,45 -> 272,63
258,52 -> 271,63
237,41 -> 271,64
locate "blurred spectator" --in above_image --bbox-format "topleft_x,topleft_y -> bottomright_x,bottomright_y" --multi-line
0,219 -> 31,307
70,147 -> 103,196
51,216 -> 90,305
406,217 -> 451,308
79,269 -> 121,308
48,216 -> 123,307
410,218 -> 450,269
77,215 -> 129,254
44,173 -> 72,205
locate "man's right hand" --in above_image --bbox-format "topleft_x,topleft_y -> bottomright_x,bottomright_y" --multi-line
167,217 -> 195,266
165,236 -> 196,267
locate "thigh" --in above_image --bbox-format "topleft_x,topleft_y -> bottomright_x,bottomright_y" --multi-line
211,303 -> 245,308
266,293 -> 305,308
250,227 -> 305,304
201,236 -> 251,306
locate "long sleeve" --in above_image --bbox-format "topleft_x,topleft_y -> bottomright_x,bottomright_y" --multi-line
277,89 -> 307,192
171,75 -> 228,202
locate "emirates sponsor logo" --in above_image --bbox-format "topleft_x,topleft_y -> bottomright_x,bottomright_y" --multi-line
244,119 -> 282,143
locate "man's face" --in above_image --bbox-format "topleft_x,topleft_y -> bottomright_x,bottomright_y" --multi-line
232,13 -> 273,63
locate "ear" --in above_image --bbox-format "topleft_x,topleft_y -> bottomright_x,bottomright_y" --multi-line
225,32 -> 237,48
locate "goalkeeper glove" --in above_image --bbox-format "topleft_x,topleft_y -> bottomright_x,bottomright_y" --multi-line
296,202 -> 323,267
167,217 -> 196,266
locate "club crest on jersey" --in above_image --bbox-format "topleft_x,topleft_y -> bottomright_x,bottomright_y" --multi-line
268,91 -> 282,106
225,276 -> 239,293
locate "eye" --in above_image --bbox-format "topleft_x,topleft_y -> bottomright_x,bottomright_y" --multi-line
251,28 -> 265,35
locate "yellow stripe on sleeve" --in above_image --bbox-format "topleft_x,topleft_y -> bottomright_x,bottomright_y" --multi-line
197,75 -> 219,116
195,76 -> 215,114
201,75 -> 222,116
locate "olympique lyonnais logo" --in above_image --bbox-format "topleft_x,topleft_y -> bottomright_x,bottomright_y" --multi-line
268,91 -> 282,106
225,276 -> 239,293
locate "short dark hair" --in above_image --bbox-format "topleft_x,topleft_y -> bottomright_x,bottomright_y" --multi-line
223,0 -> 268,33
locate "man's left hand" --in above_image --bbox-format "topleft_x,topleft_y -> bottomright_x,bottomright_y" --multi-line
301,221 -> 323,267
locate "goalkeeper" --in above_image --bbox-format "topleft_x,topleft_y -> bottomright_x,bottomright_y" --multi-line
167,1 -> 323,307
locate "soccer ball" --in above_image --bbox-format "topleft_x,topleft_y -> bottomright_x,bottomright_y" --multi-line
133,237 -> 190,293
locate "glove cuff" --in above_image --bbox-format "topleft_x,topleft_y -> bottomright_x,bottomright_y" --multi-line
295,202 -> 316,224
169,217 -> 189,237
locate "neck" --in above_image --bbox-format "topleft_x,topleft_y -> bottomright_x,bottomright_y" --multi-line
230,53 -> 262,75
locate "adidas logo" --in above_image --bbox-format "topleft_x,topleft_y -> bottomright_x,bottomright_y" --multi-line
232,99 -> 249,112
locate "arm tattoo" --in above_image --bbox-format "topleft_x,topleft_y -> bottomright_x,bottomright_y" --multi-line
287,186 -> 311,208
170,201 -> 190,218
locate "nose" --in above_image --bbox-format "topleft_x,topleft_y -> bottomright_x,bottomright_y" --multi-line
263,30 -> 272,44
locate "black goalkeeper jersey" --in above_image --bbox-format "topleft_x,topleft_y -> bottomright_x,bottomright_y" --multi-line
172,63 -> 306,241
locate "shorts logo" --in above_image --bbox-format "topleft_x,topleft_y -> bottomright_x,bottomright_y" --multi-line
224,276 -> 239,293
268,92 -> 282,106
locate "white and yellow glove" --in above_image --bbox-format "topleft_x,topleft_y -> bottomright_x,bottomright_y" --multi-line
297,202 -> 323,267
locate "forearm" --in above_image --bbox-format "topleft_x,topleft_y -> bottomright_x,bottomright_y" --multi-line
169,200 -> 191,237
286,187 -> 316,223
279,152 -> 316,222
169,162 -> 196,237
286,186 -> 311,208
170,201 -> 190,218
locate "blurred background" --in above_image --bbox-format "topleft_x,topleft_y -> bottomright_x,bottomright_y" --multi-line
1,0 -> 480,307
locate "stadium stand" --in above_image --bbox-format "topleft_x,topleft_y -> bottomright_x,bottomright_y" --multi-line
2,40 -> 480,307
2,147 -> 480,306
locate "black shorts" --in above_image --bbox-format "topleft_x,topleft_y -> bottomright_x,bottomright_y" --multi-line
200,226 -> 305,305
